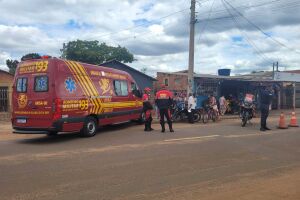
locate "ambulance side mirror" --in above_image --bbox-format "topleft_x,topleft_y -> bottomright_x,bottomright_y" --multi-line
133,89 -> 142,98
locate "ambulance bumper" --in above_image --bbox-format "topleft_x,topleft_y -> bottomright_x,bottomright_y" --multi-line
12,121 -> 63,134
13,130 -> 50,134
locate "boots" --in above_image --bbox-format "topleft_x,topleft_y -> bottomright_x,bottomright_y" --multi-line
160,122 -> 165,132
168,122 -> 174,132
149,117 -> 154,131
144,120 -> 151,132
144,121 -> 147,131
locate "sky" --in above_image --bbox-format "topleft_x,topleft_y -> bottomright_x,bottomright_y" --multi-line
0,0 -> 300,76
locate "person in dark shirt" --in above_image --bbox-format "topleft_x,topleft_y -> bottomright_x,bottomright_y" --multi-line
155,85 -> 174,132
142,87 -> 153,132
259,85 -> 274,131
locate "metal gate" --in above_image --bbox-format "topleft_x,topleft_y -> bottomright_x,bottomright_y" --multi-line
0,87 -> 8,112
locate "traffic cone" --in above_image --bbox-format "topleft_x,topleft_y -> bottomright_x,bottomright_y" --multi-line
289,112 -> 299,127
278,112 -> 288,129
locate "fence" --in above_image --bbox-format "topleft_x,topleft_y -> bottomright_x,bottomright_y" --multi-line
0,87 -> 8,112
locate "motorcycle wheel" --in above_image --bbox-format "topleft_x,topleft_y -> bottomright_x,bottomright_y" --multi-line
172,114 -> 181,122
202,113 -> 208,123
212,113 -> 216,122
193,113 -> 200,122
241,112 -> 248,127
241,118 -> 247,127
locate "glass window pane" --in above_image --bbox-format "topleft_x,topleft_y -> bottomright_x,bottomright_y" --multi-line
35,76 -> 48,92
16,78 -> 22,92
22,78 -> 27,92
121,81 -> 128,96
16,78 -> 27,92
131,82 -> 136,91
114,80 -> 122,96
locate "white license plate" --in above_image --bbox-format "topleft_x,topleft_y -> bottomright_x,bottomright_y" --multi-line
17,119 -> 27,123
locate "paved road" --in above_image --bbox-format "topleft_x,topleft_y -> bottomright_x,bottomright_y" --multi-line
0,114 -> 300,200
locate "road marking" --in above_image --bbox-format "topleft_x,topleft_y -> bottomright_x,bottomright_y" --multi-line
224,132 -> 274,138
164,135 -> 220,142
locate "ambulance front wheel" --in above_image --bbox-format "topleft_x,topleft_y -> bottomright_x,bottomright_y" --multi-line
81,116 -> 98,137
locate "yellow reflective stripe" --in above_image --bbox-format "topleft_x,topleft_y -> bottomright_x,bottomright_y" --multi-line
73,62 -> 103,114
73,62 -> 102,114
70,61 -> 99,113
66,61 -> 96,113
102,101 -> 143,109
67,61 -> 97,113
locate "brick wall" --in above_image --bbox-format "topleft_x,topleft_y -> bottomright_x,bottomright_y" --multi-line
154,72 -> 188,92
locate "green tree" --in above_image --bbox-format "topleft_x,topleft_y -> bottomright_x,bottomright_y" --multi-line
60,40 -> 134,65
6,59 -> 19,75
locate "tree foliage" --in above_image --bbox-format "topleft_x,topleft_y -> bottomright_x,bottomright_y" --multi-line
6,59 -> 19,75
60,40 -> 134,65
21,53 -> 41,61
5,53 -> 41,75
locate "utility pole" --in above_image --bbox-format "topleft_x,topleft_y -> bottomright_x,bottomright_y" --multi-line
187,0 -> 196,95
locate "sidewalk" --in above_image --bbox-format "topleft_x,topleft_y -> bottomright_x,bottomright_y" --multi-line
152,108 -> 300,123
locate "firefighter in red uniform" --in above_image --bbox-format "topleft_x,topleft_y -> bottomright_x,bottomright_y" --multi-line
155,85 -> 174,132
143,87 -> 154,132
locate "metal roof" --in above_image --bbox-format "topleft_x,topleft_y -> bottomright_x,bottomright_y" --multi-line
158,71 -> 286,82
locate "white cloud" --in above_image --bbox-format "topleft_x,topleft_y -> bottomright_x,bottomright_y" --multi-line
0,52 -> 10,71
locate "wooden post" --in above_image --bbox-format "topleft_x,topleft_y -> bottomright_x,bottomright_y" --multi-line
293,82 -> 296,110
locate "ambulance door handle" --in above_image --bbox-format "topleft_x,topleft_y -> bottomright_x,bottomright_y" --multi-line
31,106 -> 38,110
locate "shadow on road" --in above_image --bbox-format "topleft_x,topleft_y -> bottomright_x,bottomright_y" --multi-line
16,122 -> 140,145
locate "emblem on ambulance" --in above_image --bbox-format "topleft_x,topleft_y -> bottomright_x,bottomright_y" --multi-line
65,77 -> 76,93
99,78 -> 111,94
18,94 -> 28,108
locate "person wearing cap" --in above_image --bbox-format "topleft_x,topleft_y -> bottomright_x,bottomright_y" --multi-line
143,87 -> 154,132
259,85 -> 274,131
155,84 -> 174,132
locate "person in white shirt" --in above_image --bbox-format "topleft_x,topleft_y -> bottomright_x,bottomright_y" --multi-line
188,93 -> 196,123
219,96 -> 226,115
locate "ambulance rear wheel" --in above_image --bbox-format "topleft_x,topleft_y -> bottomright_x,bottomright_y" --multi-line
81,116 -> 98,137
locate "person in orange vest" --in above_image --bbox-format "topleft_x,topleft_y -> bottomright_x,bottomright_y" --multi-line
155,84 -> 174,132
143,87 -> 154,132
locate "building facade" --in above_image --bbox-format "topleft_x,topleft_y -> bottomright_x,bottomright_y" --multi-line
0,69 -> 14,113
155,71 -> 300,109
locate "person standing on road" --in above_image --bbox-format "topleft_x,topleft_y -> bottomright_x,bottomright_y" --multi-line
259,85 -> 274,131
155,85 -> 174,132
188,93 -> 196,124
143,87 -> 154,132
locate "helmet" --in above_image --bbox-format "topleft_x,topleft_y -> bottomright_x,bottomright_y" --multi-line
144,87 -> 151,92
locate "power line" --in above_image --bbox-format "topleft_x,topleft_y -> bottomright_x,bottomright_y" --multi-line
223,0 -> 300,55
221,0 -> 273,65
197,0 -> 300,22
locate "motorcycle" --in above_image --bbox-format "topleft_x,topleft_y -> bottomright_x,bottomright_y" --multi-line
240,101 -> 255,127
171,102 -> 200,122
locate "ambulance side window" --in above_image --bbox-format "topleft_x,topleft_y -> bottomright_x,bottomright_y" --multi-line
131,82 -> 137,91
16,77 -> 27,93
113,80 -> 128,96
131,82 -> 142,98
34,76 -> 48,92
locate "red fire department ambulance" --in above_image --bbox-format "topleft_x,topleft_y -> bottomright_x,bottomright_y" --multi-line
11,57 -> 143,137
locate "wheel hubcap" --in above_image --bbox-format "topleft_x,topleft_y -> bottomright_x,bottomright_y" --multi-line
87,122 -> 95,134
